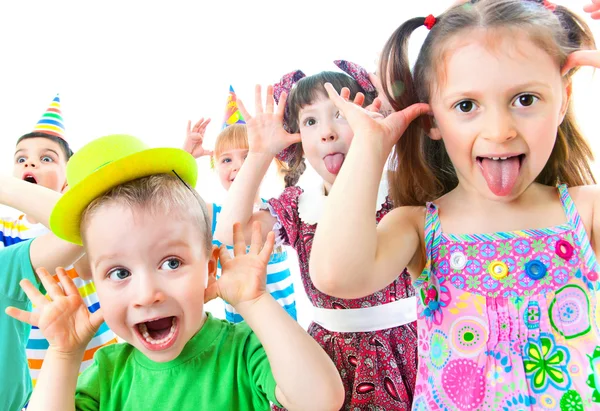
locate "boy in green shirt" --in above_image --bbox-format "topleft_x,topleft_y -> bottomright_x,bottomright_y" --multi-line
6,134 -> 344,411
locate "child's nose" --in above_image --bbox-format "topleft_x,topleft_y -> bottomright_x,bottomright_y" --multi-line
133,276 -> 166,307
320,126 -> 338,143
481,108 -> 517,143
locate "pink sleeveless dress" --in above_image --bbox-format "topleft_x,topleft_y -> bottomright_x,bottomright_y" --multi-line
413,185 -> 600,410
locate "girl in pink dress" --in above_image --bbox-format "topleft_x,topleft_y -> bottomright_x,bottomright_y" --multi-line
311,1 -> 600,409
214,66 -> 417,410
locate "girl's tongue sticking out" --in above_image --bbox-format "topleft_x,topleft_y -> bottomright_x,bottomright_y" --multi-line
479,156 -> 522,196
323,153 -> 345,175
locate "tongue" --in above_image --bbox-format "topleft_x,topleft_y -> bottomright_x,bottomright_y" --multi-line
145,317 -> 173,339
323,153 -> 344,175
480,157 -> 520,196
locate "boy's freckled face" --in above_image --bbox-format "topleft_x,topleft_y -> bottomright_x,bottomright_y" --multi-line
85,204 -> 215,363
13,137 -> 67,193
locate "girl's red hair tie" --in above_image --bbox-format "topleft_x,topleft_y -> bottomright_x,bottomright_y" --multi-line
424,14 -> 436,30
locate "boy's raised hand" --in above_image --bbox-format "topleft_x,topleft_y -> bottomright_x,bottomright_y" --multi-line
183,117 -> 213,159
237,85 -> 301,156
6,267 -> 104,355
206,222 -> 274,308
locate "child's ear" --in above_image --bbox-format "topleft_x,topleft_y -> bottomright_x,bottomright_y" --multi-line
423,115 -> 442,140
206,245 -> 220,287
559,79 -> 572,125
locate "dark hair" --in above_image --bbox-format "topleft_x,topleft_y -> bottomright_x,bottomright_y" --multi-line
380,0 -> 596,206
17,132 -> 74,160
281,71 -> 376,186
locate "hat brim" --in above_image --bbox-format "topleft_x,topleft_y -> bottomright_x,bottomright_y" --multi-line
50,148 -> 197,245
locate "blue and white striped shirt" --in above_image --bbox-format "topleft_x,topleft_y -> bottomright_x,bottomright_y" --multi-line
212,203 -> 297,323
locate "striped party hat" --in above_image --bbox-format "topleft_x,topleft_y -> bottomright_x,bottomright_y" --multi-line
33,94 -> 66,142
222,85 -> 245,129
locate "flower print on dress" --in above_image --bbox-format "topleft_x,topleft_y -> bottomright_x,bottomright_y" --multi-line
501,392 -> 536,410
441,358 -> 485,410
430,330 -> 451,370
549,284 -> 591,340
586,346 -> 600,403
560,390 -> 585,411
523,333 -> 572,393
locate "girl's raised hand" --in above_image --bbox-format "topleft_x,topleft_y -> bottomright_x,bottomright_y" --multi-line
324,82 -> 430,159
562,50 -> 600,76
237,85 -> 301,156
205,222 -> 274,308
183,117 -> 213,159
5,267 -> 104,355
584,0 -> 600,19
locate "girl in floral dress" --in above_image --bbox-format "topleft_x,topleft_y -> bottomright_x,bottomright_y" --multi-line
214,68 -> 418,410
311,0 -> 600,409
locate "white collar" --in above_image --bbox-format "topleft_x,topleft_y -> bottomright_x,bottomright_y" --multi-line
296,173 -> 389,225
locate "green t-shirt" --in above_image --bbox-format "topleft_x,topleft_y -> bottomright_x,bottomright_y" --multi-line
75,313 -> 281,410
0,240 -> 38,411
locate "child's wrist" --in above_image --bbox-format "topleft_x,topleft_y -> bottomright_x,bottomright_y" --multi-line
47,346 -> 86,362
233,292 -> 271,316
247,151 -> 275,162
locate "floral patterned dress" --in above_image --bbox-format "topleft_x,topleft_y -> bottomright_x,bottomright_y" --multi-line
413,185 -> 600,411
266,184 -> 418,410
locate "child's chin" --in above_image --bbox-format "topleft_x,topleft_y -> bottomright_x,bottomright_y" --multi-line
139,343 -> 183,363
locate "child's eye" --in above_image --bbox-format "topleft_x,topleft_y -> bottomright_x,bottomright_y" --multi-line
16,157 -> 26,164
41,156 -> 53,163
513,94 -> 539,108
221,158 -> 231,164
160,258 -> 181,271
303,118 -> 316,127
107,268 -> 131,281
454,100 -> 477,113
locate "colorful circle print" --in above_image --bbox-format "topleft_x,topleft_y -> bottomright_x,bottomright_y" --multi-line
549,284 -> 590,339
449,316 -> 488,358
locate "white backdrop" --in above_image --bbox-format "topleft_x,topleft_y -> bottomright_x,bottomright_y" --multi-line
0,0 -> 598,329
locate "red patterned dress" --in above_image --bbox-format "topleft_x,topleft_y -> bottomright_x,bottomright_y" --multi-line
266,185 -> 417,410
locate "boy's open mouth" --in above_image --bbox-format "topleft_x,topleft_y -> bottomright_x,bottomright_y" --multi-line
23,173 -> 37,184
135,316 -> 179,351
476,154 -> 525,197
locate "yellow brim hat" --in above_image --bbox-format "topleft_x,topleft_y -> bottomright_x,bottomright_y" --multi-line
50,134 -> 197,245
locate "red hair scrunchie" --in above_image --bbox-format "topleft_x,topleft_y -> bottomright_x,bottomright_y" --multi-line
424,14 -> 436,30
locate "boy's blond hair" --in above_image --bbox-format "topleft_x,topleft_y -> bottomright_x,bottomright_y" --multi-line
80,174 -> 212,254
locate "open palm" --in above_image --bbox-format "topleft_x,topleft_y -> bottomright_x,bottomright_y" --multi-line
324,83 -> 430,162
6,267 -> 103,354
237,85 -> 301,156
205,222 -> 274,307
183,117 -> 213,159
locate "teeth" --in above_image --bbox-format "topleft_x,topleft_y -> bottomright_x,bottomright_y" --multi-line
487,156 -> 510,161
138,318 -> 177,345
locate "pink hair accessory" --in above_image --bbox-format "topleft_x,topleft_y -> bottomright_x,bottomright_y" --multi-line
273,70 -> 306,105
333,60 -> 376,94
542,0 -> 556,12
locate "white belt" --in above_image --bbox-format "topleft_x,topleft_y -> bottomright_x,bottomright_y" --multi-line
312,297 -> 417,333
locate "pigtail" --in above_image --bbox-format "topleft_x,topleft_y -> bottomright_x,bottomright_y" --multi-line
537,5 -> 597,187
381,17 -> 449,207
